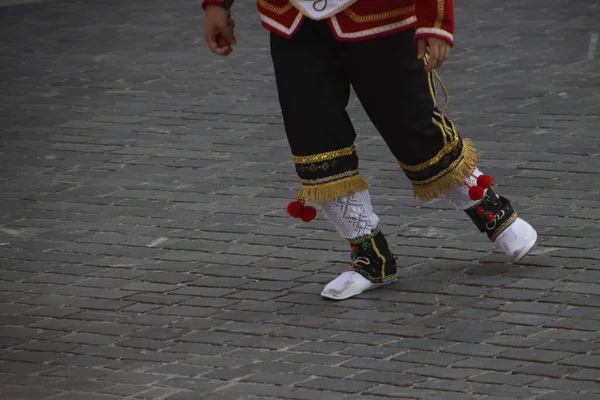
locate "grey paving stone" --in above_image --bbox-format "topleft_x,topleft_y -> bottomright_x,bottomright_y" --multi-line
559,354 -> 600,369
531,377 -> 600,392
499,349 -> 572,363
392,350 -> 468,366
295,377 -> 377,393
409,366 -> 482,380
467,372 -> 542,386
99,384 -> 153,397
471,383 -> 545,399
443,343 -> 507,357
514,363 -> 580,378
158,377 -> 224,392
451,356 -> 526,372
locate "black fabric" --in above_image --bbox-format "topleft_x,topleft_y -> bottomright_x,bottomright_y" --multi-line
465,188 -> 517,241
295,149 -> 359,181
349,230 -> 397,283
270,19 -> 450,165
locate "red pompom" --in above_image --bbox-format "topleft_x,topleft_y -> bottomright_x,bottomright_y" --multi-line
476,174 -> 494,189
486,212 -> 495,221
300,206 -> 317,222
287,200 -> 304,218
476,206 -> 486,216
468,186 -> 485,201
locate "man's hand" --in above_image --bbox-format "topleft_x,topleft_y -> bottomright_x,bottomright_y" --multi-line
204,4 -> 237,56
417,37 -> 451,73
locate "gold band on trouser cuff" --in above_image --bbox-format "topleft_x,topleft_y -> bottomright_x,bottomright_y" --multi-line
293,145 -> 369,203
399,136 -> 479,201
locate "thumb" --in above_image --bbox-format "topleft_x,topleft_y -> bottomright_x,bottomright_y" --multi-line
417,38 -> 427,60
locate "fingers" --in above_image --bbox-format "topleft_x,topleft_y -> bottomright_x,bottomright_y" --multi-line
425,41 -> 438,73
204,7 -> 236,57
205,25 -> 236,56
220,25 -> 237,46
442,44 -> 451,66
417,38 -> 427,60
207,34 -> 228,55
433,43 -> 451,69
420,39 -> 452,72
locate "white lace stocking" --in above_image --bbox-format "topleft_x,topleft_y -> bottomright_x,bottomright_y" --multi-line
319,190 -> 379,239
444,168 -> 486,210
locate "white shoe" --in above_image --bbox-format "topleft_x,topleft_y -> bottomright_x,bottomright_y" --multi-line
320,271 -> 392,300
495,217 -> 537,262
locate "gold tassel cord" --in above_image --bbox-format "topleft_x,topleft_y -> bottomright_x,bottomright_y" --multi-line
296,174 -> 369,203
411,138 -> 479,201
433,69 -> 450,115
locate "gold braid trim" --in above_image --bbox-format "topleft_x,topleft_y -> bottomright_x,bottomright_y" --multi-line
411,138 -> 479,201
351,263 -> 397,283
370,235 -> 388,279
343,5 -> 414,23
257,0 -> 293,14
347,227 -> 381,245
491,212 -> 518,242
296,174 -> 368,203
293,145 -> 355,164
434,0 -> 444,29
399,135 -> 457,172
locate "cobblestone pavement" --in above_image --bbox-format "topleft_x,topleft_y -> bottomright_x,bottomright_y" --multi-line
1,0 -> 599,399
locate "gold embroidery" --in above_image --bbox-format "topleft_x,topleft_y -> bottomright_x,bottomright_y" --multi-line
298,160 -> 346,174
258,0 -> 293,14
343,5 -> 414,23
411,144 -> 465,186
293,145 -> 355,164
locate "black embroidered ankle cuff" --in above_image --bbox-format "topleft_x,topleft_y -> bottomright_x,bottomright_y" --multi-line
348,228 -> 397,283
465,188 -> 518,241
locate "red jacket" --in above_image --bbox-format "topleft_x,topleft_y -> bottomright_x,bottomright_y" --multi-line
203,0 -> 454,45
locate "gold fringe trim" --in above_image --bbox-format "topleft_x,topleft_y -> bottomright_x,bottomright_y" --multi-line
411,138 -> 479,201
296,174 -> 368,203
